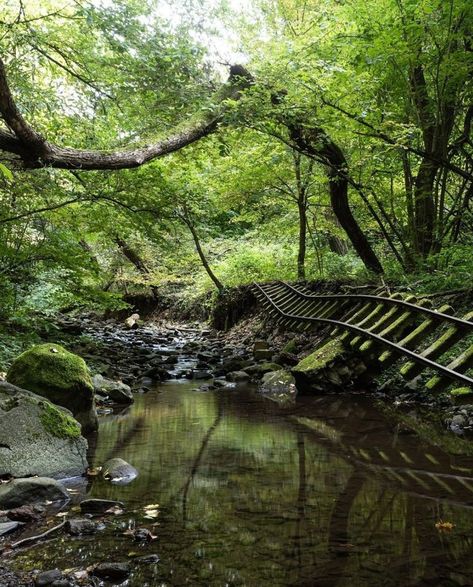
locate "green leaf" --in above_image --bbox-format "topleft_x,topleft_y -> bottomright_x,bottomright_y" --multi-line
0,163 -> 13,181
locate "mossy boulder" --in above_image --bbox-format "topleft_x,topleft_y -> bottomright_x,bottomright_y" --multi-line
0,381 -> 88,478
7,344 -> 98,433
292,337 -> 366,392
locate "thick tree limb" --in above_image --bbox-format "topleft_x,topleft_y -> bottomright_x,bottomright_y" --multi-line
0,60 -> 252,169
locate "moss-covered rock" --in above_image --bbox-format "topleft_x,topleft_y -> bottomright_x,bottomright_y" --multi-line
292,337 -> 367,392
0,381 -> 88,478
7,344 -> 98,433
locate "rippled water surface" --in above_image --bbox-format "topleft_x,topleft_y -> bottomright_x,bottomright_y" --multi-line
12,382 -> 473,586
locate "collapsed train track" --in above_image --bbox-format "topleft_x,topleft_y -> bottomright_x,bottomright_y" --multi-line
252,281 -> 473,392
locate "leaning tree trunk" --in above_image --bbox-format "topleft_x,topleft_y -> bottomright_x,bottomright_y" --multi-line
179,212 -> 224,293
287,123 -> 383,274
114,235 -> 159,301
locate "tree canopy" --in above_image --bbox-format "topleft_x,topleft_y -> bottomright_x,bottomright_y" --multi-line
0,0 -> 472,319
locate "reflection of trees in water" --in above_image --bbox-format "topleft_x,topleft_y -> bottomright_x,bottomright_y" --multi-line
83,391 -> 473,585
180,399 -> 224,524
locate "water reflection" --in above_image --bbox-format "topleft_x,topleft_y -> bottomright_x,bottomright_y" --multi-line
12,385 -> 473,586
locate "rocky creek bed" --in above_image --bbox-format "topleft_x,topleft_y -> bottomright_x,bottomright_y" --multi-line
2,316 -> 473,586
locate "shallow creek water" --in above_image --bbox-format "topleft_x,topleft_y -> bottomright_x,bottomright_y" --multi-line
9,334 -> 473,586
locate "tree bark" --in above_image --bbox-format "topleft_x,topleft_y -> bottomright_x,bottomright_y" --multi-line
0,60 -> 252,170
179,210 -> 224,292
114,235 -> 159,300
287,123 -> 384,274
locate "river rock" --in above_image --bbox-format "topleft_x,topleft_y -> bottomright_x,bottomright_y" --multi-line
292,337 -> 365,392
7,505 -> 42,522
102,458 -> 138,484
226,371 -> 250,382
0,478 -> 69,509
35,569 -> 62,586
245,362 -> 281,376
65,518 -> 102,536
0,521 -> 23,536
92,562 -> 130,581
80,498 -> 124,514
92,375 -> 134,405
260,370 -> 297,404
0,381 -> 88,478
6,344 -> 98,434
124,313 -> 140,329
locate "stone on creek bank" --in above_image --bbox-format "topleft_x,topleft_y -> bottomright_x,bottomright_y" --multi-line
0,478 -> 69,509
6,344 -> 98,434
292,337 -> 367,392
102,458 -> 138,485
0,381 -> 88,479
92,375 -> 134,405
34,569 -> 62,586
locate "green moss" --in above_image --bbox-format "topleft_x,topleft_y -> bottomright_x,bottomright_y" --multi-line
282,339 -> 297,354
293,338 -> 345,373
6,343 -> 93,398
39,401 -> 81,439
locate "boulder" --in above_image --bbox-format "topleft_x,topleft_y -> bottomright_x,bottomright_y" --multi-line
0,381 -> 88,478
92,375 -> 134,405
0,477 -> 69,509
260,370 -> 297,404
226,370 -> 250,383
7,344 -> 98,433
292,337 -> 365,392
102,458 -> 138,485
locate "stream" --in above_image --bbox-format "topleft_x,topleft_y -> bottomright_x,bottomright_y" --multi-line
7,327 -> 473,586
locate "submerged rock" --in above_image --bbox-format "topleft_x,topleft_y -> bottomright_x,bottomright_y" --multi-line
65,518 -> 102,536
259,370 -> 297,404
102,458 -> 138,485
0,477 -> 69,509
92,375 -> 134,405
0,381 -> 88,479
7,344 -> 98,434
80,498 -> 124,514
92,562 -> 130,581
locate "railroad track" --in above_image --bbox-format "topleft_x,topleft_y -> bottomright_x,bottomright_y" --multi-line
252,281 -> 473,392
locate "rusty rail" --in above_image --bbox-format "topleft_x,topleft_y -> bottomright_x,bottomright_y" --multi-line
252,281 -> 473,392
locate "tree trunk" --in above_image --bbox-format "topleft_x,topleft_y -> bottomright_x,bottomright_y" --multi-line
297,200 -> 307,280
288,123 -> 383,274
180,213 -> 224,292
114,235 -> 159,300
